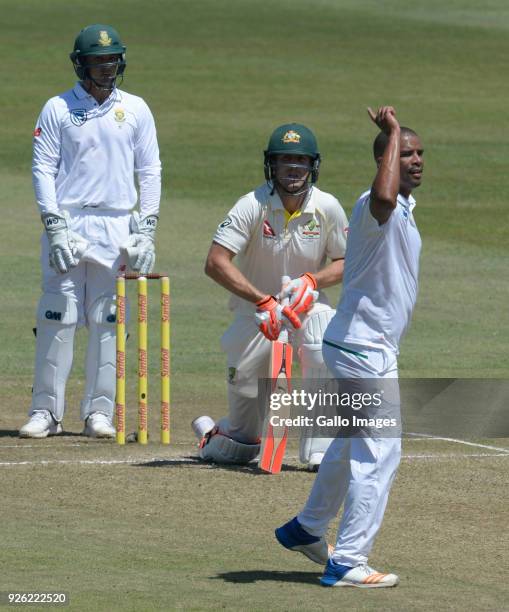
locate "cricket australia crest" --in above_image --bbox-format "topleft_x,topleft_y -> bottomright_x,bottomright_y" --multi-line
302,219 -> 320,236
282,130 -> 300,144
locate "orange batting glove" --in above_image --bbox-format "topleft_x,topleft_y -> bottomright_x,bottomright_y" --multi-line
254,295 -> 301,341
282,273 -> 318,316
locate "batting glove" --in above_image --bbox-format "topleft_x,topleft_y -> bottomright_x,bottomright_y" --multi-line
280,272 -> 319,316
42,211 -> 89,274
254,295 -> 301,341
122,211 -> 158,274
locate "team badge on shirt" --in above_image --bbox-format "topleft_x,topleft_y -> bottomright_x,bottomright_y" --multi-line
98,31 -> 113,46
302,219 -> 320,236
282,130 -> 300,144
114,108 -> 126,122
70,109 -> 88,126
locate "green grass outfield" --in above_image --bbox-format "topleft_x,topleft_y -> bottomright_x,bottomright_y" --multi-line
0,1 -> 508,610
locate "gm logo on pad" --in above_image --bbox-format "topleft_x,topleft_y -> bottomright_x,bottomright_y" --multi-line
45,310 -> 62,321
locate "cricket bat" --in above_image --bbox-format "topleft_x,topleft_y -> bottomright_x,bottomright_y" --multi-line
258,276 -> 293,474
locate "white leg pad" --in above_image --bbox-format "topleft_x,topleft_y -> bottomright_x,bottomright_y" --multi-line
31,293 -> 78,422
300,303 -> 335,349
300,434 -> 335,465
80,295 -> 117,421
299,306 -> 335,464
199,431 -> 260,465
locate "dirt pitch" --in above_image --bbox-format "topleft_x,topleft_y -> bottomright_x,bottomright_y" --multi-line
1,405 -> 507,611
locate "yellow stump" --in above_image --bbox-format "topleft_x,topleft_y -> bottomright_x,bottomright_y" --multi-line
138,277 -> 148,444
115,276 -> 126,445
160,276 -> 171,444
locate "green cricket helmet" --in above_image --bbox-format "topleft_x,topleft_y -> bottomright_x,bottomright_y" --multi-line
70,24 -> 126,83
264,123 -> 321,185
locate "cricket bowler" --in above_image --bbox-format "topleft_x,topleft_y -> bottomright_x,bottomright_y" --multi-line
276,106 -> 424,587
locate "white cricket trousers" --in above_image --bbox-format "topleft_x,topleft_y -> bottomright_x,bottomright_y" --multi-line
297,341 -> 401,567
218,304 -> 334,447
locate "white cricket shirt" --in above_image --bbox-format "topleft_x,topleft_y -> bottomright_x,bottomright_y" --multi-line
324,190 -> 421,353
32,83 -> 161,215
213,183 -> 348,313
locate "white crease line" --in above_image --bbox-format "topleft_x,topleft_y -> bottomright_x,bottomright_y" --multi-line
403,453 -> 509,459
406,432 -> 509,454
0,443 -> 85,449
0,457 -> 202,467
287,453 -> 508,460
0,441 -> 193,449
0,453 -> 508,467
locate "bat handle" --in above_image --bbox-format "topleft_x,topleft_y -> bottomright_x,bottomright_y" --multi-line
279,275 -> 291,342
280,275 -> 291,307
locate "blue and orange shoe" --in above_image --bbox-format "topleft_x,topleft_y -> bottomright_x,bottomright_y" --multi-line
320,559 -> 399,588
275,517 -> 331,565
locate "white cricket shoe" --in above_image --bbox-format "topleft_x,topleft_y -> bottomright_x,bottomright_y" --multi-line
19,411 -> 62,438
83,413 -> 116,438
191,415 -> 216,440
320,560 -> 399,588
307,452 -> 324,472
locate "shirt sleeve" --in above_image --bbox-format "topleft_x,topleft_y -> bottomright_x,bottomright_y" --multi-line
212,195 -> 258,254
359,191 -> 385,234
134,99 -> 162,217
325,197 -> 349,259
32,99 -> 62,214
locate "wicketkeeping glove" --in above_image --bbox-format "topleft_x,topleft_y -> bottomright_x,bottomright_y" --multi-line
280,272 -> 319,316
41,211 -> 89,274
254,295 -> 301,341
122,211 -> 158,274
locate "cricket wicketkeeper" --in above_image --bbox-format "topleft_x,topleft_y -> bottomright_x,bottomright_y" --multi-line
20,24 -> 162,439
193,123 -> 348,469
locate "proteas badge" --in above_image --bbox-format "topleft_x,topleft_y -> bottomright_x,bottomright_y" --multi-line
114,108 -> 126,122
98,31 -> 113,46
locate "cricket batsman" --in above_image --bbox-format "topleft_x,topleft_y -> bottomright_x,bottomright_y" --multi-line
193,123 -> 348,469
20,24 -> 162,438
276,107 -> 424,587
